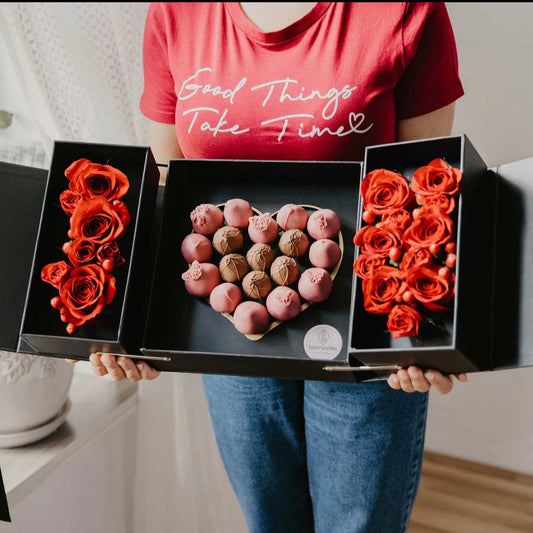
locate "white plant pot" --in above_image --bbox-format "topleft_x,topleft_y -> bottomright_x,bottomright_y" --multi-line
0,351 -> 74,442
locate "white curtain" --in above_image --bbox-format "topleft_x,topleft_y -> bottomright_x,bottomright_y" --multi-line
0,2 -> 149,155
0,3 -> 246,532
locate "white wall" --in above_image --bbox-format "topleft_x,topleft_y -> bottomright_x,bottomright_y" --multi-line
449,2 -> 533,167
424,2 -> 533,474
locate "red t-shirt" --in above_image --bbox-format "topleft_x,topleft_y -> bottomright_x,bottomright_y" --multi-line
140,2 -> 464,161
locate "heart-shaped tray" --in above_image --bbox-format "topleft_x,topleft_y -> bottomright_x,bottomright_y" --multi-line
184,202 -> 344,341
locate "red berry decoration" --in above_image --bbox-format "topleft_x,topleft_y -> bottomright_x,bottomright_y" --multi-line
102,258 -> 114,272
389,247 -> 402,262
429,243 -> 441,255
445,242 -> 456,254
362,210 -> 375,224
402,290 -> 414,304
438,266 -> 452,280
51,296 -> 63,309
62,241 -> 72,254
66,323 -> 77,335
445,253 -> 457,269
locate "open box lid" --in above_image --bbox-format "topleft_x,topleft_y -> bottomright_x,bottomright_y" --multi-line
0,161 -> 47,354
490,156 -> 533,371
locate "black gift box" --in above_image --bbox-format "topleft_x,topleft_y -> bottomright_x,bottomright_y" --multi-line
140,159 -> 365,382
3,135 -> 533,381
348,135 -> 498,375
11,141 -> 159,359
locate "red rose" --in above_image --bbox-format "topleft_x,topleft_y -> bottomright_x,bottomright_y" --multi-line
69,197 -> 130,244
353,252 -> 386,279
405,267 -> 455,312
97,241 -> 125,268
411,158 -> 462,197
67,238 -> 97,266
381,209 -> 412,232
362,266 -> 406,314
387,304 -> 422,338
41,261 -> 71,289
418,193 -> 455,215
403,207 -> 453,250
354,223 -> 404,258
59,190 -> 82,216
65,158 -> 129,201
59,264 -> 117,327
399,248 -> 434,271
360,169 -> 414,215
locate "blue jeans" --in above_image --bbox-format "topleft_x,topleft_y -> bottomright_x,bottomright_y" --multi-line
202,376 -> 429,533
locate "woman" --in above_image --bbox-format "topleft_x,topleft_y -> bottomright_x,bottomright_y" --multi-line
84,3 -> 468,531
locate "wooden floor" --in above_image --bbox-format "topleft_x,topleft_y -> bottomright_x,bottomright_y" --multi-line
408,452 -> 533,533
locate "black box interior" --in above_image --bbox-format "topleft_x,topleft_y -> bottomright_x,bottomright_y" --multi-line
348,135 -> 498,374
141,159 -> 368,381
19,141 -> 159,358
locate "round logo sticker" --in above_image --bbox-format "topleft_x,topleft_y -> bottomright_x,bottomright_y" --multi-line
303,325 -> 343,360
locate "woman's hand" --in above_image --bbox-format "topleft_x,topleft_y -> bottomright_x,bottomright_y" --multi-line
387,366 -> 468,394
66,354 -> 161,381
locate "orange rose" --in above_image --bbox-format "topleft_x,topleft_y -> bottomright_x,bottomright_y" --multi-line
59,264 -> 117,327
381,209 -> 412,232
387,304 -> 422,338
59,190 -> 82,216
362,266 -> 406,314
412,158 -> 462,197
66,238 -> 97,266
403,207 -> 453,250
360,169 -> 414,215
353,252 -> 386,279
69,197 -> 130,244
65,158 -> 129,201
399,248 -> 434,271
405,267 -> 455,312
354,223 -> 403,258
96,241 -> 125,269
41,261 -> 71,289
418,193 -> 455,215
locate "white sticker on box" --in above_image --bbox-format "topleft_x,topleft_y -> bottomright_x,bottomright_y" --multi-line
303,325 -> 342,360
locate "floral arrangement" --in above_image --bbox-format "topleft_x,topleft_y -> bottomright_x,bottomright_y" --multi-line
41,159 -> 130,334
353,158 -> 462,339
